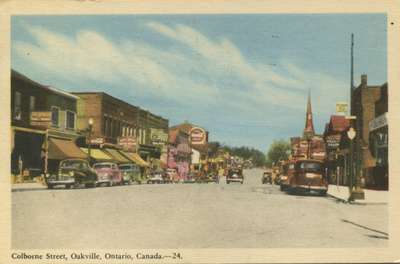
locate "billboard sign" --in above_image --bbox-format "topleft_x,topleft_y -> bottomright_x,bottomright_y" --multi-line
150,128 -> 168,145
30,111 -> 52,128
118,136 -> 137,151
190,127 -> 206,145
336,102 -> 348,115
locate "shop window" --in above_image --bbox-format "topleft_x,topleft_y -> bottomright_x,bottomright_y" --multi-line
51,107 -> 59,127
66,111 -> 76,130
14,91 -> 22,120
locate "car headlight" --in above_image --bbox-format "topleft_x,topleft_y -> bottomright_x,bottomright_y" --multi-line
69,171 -> 74,177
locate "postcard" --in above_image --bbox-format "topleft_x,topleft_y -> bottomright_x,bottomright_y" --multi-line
0,0 -> 399,263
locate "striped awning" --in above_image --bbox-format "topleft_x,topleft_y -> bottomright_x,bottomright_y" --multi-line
80,148 -> 113,161
103,148 -> 130,163
120,151 -> 150,167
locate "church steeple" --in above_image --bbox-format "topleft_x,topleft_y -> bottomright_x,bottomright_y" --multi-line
303,90 -> 315,138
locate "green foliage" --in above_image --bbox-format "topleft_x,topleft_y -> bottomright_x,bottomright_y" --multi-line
220,144 -> 266,167
266,139 -> 291,166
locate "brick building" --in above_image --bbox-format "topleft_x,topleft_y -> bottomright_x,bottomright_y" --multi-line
350,75 -> 383,187
368,83 -> 388,189
11,70 -> 86,178
72,92 -> 168,164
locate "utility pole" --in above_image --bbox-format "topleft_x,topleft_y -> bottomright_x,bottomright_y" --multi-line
348,33 -> 364,201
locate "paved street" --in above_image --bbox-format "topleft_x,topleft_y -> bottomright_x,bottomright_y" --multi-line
12,169 -> 388,249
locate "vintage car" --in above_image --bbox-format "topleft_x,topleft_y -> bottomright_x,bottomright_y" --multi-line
280,161 -> 296,191
165,168 -> 178,183
119,163 -> 142,184
93,162 -> 122,187
261,171 -> 273,184
288,159 -> 327,196
226,167 -> 244,184
47,159 -> 97,189
147,169 -> 164,184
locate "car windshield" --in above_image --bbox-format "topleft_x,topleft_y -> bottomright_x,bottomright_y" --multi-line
61,160 -> 86,169
119,165 -> 132,170
300,162 -> 323,172
94,164 -> 112,169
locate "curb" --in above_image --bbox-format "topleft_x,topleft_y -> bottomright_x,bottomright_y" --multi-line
327,193 -> 387,205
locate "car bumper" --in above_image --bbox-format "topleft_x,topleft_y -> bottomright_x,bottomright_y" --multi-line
292,185 -> 327,191
227,178 -> 243,182
48,179 -> 75,185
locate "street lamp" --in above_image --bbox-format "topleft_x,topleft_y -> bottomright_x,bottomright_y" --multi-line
88,118 -> 93,164
346,122 -> 364,201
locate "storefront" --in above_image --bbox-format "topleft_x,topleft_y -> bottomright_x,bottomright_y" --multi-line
369,113 -> 388,189
47,136 -> 87,174
11,128 -> 46,179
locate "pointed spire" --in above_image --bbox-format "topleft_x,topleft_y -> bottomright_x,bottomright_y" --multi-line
303,90 -> 315,138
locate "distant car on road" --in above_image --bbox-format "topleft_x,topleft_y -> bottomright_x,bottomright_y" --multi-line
226,167 -> 244,184
119,163 -> 141,184
47,159 -> 97,189
262,171 -> 272,184
147,170 -> 164,184
93,162 -> 122,187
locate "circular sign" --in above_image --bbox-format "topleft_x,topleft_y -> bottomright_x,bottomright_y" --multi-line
190,127 -> 206,144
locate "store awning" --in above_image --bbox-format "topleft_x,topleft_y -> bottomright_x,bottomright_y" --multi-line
120,151 -> 150,167
48,137 -> 87,160
80,148 -> 113,161
103,148 -> 130,163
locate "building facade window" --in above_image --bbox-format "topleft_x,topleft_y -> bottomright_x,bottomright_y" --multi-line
66,111 -> 76,130
14,91 -> 22,120
51,106 -> 59,127
29,96 -> 36,112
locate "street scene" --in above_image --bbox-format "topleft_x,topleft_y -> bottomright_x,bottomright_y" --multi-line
10,13 -> 388,250
12,168 -> 387,249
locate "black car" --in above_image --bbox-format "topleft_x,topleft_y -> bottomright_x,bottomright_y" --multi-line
262,171 -> 273,184
47,159 -> 97,189
226,168 -> 244,184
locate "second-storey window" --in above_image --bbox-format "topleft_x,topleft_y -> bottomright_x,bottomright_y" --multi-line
66,111 -> 75,129
51,107 -> 59,127
13,91 -> 22,120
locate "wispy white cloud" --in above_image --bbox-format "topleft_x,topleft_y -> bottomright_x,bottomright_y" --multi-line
13,21 -> 347,147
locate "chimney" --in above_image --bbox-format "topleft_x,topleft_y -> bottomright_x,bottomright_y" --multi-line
361,74 -> 367,86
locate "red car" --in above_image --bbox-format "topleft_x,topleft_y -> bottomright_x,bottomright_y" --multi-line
93,162 -> 122,187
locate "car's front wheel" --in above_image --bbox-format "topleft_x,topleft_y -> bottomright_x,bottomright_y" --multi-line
47,184 -> 53,189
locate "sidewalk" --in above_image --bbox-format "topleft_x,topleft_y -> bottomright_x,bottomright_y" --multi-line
12,182 -> 47,192
327,184 -> 388,204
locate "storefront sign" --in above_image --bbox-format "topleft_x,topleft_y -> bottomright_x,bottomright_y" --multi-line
30,111 -> 52,127
118,136 -> 137,151
336,102 -> 348,115
369,113 -> 388,132
325,134 -> 341,150
150,128 -> 168,145
190,127 -> 206,145
89,137 -> 105,144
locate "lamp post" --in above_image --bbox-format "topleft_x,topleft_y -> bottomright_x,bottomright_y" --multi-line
347,126 -> 356,202
346,118 -> 365,201
88,118 -> 93,164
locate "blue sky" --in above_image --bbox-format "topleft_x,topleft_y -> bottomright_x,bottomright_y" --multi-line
11,14 -> 387,152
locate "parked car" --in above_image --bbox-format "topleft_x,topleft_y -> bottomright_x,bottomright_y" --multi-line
119,163 -> 141,184
288,159 -> 327,196
226,167 -> 244,184
280,161 -> 295,191
261,171 -> 273,184
147,170 -> 164,184
47,159 -> 97,189
93,162 -> 122,187
183,172 -> 197,183
165,168 -> 178,183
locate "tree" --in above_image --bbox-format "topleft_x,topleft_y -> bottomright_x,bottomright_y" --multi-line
266,139 -> 291,167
